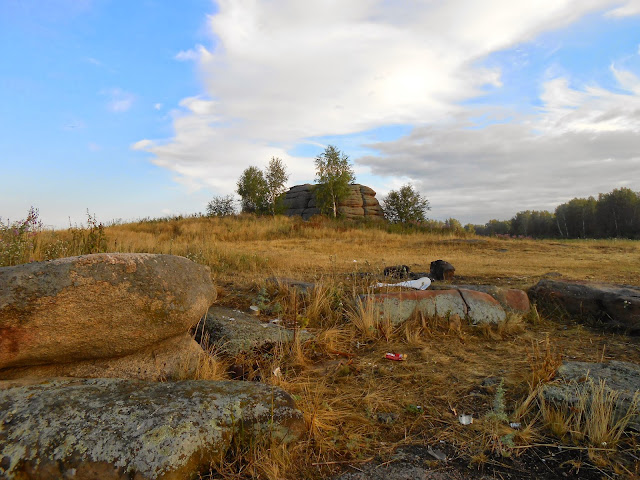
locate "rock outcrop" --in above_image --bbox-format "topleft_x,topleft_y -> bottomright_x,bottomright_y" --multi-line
195,306 -> 313,357
0,377 -> 305,480
0,253 -> 216,379
543,361 -> 640,431
282,184 -> 385,220
363,289 -> 507,326
529,279 -> 640,333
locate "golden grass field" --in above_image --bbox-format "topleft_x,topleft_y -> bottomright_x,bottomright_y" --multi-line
13,215 -> 640,478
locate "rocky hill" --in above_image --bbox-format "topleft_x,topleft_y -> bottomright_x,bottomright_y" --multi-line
282,183 -> 385,220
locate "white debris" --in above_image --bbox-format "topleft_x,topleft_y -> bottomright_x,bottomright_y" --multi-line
373,276 -> 431,291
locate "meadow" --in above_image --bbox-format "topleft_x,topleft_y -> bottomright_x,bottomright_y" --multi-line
3,212 -> 640,478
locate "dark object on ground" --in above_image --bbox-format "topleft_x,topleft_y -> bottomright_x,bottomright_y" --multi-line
543,361 -> 640,431
528,279 -> 640,333
282,184 -> 385,220
430,260 -> 455,281
409,271 -> 430,280
383,265 -> 411,279
0,378 -> 304,480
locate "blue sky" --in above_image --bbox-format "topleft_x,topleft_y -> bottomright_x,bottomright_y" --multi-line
1,0 -> 639,227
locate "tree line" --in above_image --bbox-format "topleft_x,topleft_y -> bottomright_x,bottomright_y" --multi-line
207,149 -> 638,240
470,188 -> 640,239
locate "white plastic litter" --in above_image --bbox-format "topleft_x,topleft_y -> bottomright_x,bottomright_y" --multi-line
373,276 -> 431,291
458,414 -> 473,425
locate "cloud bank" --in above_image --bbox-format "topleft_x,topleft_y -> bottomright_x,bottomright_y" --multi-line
134,0 -> 640,222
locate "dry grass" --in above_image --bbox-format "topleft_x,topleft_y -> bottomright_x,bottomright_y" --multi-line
20,214 -> 640,288
8,214 -> 640,478
538,380 -> 640,450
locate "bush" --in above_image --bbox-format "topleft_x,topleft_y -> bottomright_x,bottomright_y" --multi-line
206,195 -> 236,217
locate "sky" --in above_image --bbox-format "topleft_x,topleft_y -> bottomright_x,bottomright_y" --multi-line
1,0 -> 639,228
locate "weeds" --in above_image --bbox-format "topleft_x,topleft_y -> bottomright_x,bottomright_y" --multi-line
527,335 -> 563,388
538,379 -> 639,451
347,298 -> 395,342
0,206 -> 42,266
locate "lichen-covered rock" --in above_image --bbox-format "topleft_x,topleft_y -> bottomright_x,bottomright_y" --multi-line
0,378 -> 305,480
363,289 -> 506,326
195,306 -> 313,357
0,253 -> 216,371
529,279 -> 640,333
0,333 -> 203,381
543,361 -> 640,431
282,184 -> 385,220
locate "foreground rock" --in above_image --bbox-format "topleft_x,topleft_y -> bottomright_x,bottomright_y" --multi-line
363,289 -> 506,325
0,333 -> 203,381
529,279 -> 640,333
0,378 -> 304,480
543,361 -> 640,430
282,183 -> 385,220
195,306 -> 313,356
0,253 -> 216,376
431,285 -> 530,314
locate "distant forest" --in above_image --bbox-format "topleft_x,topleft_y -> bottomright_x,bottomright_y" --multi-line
468,187 -> 640,239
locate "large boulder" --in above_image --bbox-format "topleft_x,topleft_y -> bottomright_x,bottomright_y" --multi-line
282,184 -> 385,221
529,279 -> 640,333
195,306 -> 312,357
0,378 -> 305,480
363,289 -> 506,325
0,253 -> 216,371
0,333 -> 203,381
543,361 -> 640,431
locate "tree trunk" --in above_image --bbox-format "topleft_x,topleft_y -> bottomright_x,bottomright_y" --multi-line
556,218 -> 563,237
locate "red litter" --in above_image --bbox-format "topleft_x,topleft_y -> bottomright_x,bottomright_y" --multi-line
385,352 -> 407,361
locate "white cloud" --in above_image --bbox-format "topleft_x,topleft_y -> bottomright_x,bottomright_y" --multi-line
605,0 -> 640,17
132,139 -> 153,150
154,103 -> 163,110
102,88 -> 135,113
359,73 -> 640,223
174,45 -> 208,61
135,0 -> 636,213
